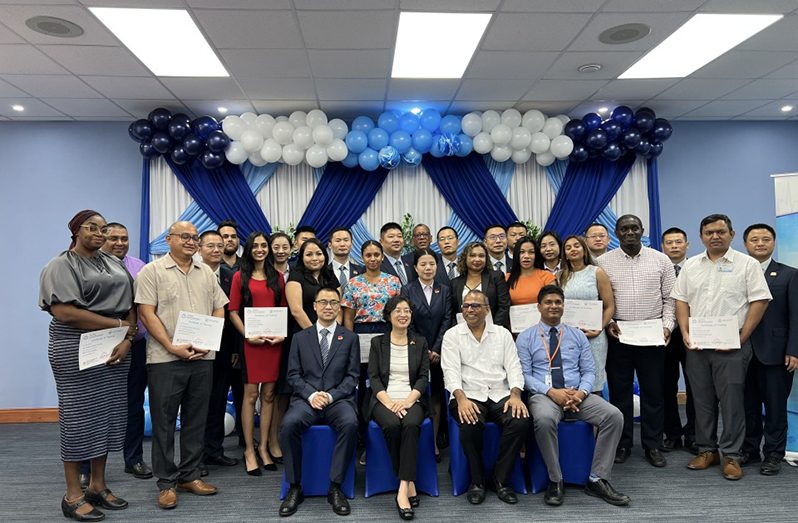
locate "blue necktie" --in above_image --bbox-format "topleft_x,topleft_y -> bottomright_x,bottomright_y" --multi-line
549,327 -> 565,388
320,328 -> 330,369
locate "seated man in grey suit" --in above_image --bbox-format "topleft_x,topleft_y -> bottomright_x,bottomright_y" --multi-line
278,287 -> 360,517
516,285 -> 630,507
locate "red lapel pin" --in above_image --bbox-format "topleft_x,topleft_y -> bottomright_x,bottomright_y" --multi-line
337,335 -> 343,341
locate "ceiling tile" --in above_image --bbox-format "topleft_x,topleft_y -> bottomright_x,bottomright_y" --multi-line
298,10 -> 396,49
399,0 -> 500,11
238,77 -> 316,100
385,100 -> 446,114
183,100 -> 255,118
455,79 -> 532,101
308,49 -> 391,78
388,79 -> 460,100
569,99 -> 647,116
482,13 -> 592,51
0,5 -> 118,45
0,21 -> 24,44
0,77 -> 28,97
0,44 -> 69,74
567,12 -> 693,52
501,0 -> 603,12
448,101 -> 516,113
4,74 -> 102,98
315,79 -> 386,101
740,99 -> 798,118
767,59 -> 798,78
82,1 -> 186,7
543,51 -> 645,80
194,9 -> 303,49
319,100 -> 385,119
733,114 -> 789,120
640,100 -> 708,119
523,79 -> 607,101
655,79 -> 751,100
682,99 -> 770,118
80,76 -> 172,99
692,50 -> 798,79
114,99 -> 188,119
698,0 -> 798,14
592,79 -> 678,100
160,77 -> 245,100
252,99 -> 320,115
601,0 -> 703,12
515,100 -> 580,114
738,14 -> 798,51
6,115 -> 73,121
186,0 -> 291,8
0,98 -> 66,118
219,49 -> 311,79
465,51 -> 559,80
722,79 -> 798,100
297,0 -> 395,9
43,97 -> 129,117
39,45 -> 150,76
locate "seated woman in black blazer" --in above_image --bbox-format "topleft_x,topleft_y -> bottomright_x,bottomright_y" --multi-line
449,242 -> 511,329
367,296 -> 430,521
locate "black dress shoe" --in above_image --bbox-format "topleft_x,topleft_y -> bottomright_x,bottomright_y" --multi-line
408,495 -> 420,508
660,437 -> 682,453
584,479 -> 631,506
645,448 -> 667,468
61,496 -> 105,522
614,447 -> 631,464
437,432 -> 449,450
760,456 -> 782,476
206,454 -> 239,467
739,450 -> 762,466
199,463 -> 209,477
84,489 -> 128,510
327,486 -> 350,516
79,473 -> 90,491
279,486 -> 304,517
124,461 -> 153,479
466,483 -> 486,505
494,478 -> 518,504
684,438 -> 699,455
395,496 -> 414,520
544,480 -> 564,506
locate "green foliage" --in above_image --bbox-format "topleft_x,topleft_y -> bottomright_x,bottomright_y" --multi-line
523,219 -> 541,240
401,213 -> 415,254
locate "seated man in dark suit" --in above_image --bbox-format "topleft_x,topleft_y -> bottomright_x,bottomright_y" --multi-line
517,285 -> 629,507
279,287 -> 360,517
742,223 -> 798,475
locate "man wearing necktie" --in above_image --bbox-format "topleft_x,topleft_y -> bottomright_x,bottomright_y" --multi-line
485,224 -> 511,275
517,285 -> 629,507
437,226 -> 460,281
328,227 -> 365,290
379,222 -> 415,285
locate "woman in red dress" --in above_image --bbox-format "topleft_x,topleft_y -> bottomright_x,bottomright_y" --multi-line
229,232 -> 287,475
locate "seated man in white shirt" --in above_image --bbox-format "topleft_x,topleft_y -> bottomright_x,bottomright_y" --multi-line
441,290 -> 529,505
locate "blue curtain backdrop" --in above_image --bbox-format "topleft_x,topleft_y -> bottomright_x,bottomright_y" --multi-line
647,158 -> 663,251
139,158 -> 150,260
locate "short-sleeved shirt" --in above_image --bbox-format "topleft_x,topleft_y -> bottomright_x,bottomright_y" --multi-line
123,255 -> 148,339
341,273 -> 401,324
135,253 -> 229,364
506,269 -> 557,305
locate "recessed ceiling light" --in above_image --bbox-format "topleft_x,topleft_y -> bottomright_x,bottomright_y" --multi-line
781,105 -> 794,112
598,107 -> 609,114
11,104 -> 24,112
217,106 -> 228,114
392,12 -> 492,78
578,63 -> 602,73
26,16 -> 84,38
599,23 -> 651,45
89,8 -> 228,77
620,13 -> 782,79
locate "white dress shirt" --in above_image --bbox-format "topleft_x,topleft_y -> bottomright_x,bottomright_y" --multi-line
331,259 -> 350,286
442,256 -> 459,279
489,254 -> 507,274
383,253 -> 407,282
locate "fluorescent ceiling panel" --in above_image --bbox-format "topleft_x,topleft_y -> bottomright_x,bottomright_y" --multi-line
90,8 -> 228,77
620,13 -> 782,79
392,12 -> 491,79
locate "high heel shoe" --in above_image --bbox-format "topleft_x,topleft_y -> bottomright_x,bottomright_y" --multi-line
408,495 -> 420,508
243,452 -> 262,477
61,495 -> 105,522
395,496 -> 414,520
259,449 -> 277,471
268,448 -> 284,465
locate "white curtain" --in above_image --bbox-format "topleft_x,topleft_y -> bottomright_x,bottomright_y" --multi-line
255,163 -> 318,231
506,161 -> 557,231
609,157 -> 650,231
148,157 -> 192,241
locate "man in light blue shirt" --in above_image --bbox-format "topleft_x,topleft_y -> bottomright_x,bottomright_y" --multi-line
517,285 -> 629,507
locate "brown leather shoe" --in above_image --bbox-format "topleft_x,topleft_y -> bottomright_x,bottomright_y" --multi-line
177,479 -> 218,496
722,457 -> 743,480
158,488 -> 177,510
687,450 -> 720,470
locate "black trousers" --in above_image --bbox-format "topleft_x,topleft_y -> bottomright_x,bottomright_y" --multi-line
372,402 -> 424,481
663,329 -> 696,441
148,360 -> 212,490
607,338 -> 664,451
204,350 -> 243,459
123,338 -> 148,466
449,396 -> 529,486
743,355 -> 794,459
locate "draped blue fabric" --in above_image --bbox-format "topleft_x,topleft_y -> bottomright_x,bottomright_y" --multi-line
543,155 -> 635,238
164,158 -> 272,240
139,158 -> 151,260
423,154 -> 518,243
297,163 -> 389,243
647,158 -> 662,251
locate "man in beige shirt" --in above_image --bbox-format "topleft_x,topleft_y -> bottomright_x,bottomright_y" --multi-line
136,221 -> 228,510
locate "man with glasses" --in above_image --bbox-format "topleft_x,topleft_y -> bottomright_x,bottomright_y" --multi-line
585,223 -> 610,261
404,223 -> 449,285
441,290 -> 529,505
484,224 -> 511,275
437,226 -> 460,281
218,220 -> 240,270
135,221 -> 229,510
279,287 -> 360,517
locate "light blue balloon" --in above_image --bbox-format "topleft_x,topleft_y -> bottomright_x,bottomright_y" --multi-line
389,130 -> 412,153
378,146 -> 401,169
352,115 -> 375,133
440,114 -> 462,135
420,109 -> 442,131
342,151 -> 359,168
429,134 -> 445,158
456,133 -> 473,157
358,147 -> 379,171
368,127 -> 389,150
402,147 -> 422,166
399,113 -> 420,134
412,128 -> 433,153
377,112 -> 400,134
345,130 -> 368,154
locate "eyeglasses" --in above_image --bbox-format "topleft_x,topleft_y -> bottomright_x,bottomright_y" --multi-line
315,299 -> 340,308
462,303 -> 485,310
413,232 -> 430,239
438,235 -> 456,242
486,234 -> 506,241
202,243 -> 224,250
80,224 -> 109,235
586,234 -> 607,240
171,233 -> 200,243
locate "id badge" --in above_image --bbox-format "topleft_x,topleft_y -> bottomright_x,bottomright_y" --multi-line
545,374 -> 552,387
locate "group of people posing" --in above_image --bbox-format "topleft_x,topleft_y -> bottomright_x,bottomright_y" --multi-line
40,210 -> 795,521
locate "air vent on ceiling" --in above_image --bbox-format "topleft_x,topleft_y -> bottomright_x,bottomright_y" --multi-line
25,16 -> 84,38
599,23 -> 651,45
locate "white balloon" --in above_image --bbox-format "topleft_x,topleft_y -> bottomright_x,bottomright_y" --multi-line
535,151 -> 556,167
490,144 -> 512,162
510,127 -> 532,150
306,109 -> 328,128
501,108 -> 522,128
305,144 -> 328,168
248,150 -> 268,167
542,117 -> 565,139
254,114 -> 275,138
326,139 -> 348,162
292,126 -> 314,149
282,143 -> 304,166
221,115 -> 245,141
511,148 -> 532,164
522,109 -> 546,133
240,129 -> 264,153
481,110 -> 501,133
472,132 -> 493,154
490,124 -> 512,145
289,110 -> 308,127
260,139 -> 282,163
555,113 -> 571,125
312,125 -> 334,146
328,118 -> 349,140
550,135 -> 574,159
461,112 -> 483,137
529,132 -> 551,154
224,413 -> 235,436
272,121 -> 295,145
240,112 -> 257,124
224,141 -> 248,164
276,115 -> 289,122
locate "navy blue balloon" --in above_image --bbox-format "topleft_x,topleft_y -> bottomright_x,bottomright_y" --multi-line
634,112 -> 655,134
649,141 -> 664,158
402,147 -> 422,166
652,118 -> 673,142
585,129 -> 608,150
129,119 -> 153,143
201,150 -> 224,169
622,128 -> 642,149
569,144 -> 589,162
636,107 -> 656,118
183,134 -> 203,156
206,130 -> 230,153
602,142 -> 623,161
151,132 -> 172,154
611,105 -> 634,129
588,148 -> 602,159
601,121 -> 622,142
564,119 -> 586,141
148,107 -> 172,130
192,116 -> 219,140
378,146 -> 401,169
635,138 -> 651,156
583,112 -> 602,131
170,145 -> 190,165
168,115 -> 191,141
139,141 -> 159,158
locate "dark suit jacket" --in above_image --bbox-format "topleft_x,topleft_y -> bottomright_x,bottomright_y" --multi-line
219,265 -> 241,358
287,323 -> 360,406
328,261 -> 365,280
400,279 -> 453,353
488,253 -> 513,276
403,251 -> 450,286
450,269 -> 511,330
366,333 -> 430,419
750,260 -> 798,365
382,255 -> 416,284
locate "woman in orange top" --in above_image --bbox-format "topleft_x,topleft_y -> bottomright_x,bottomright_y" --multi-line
506,236 -> 556,305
